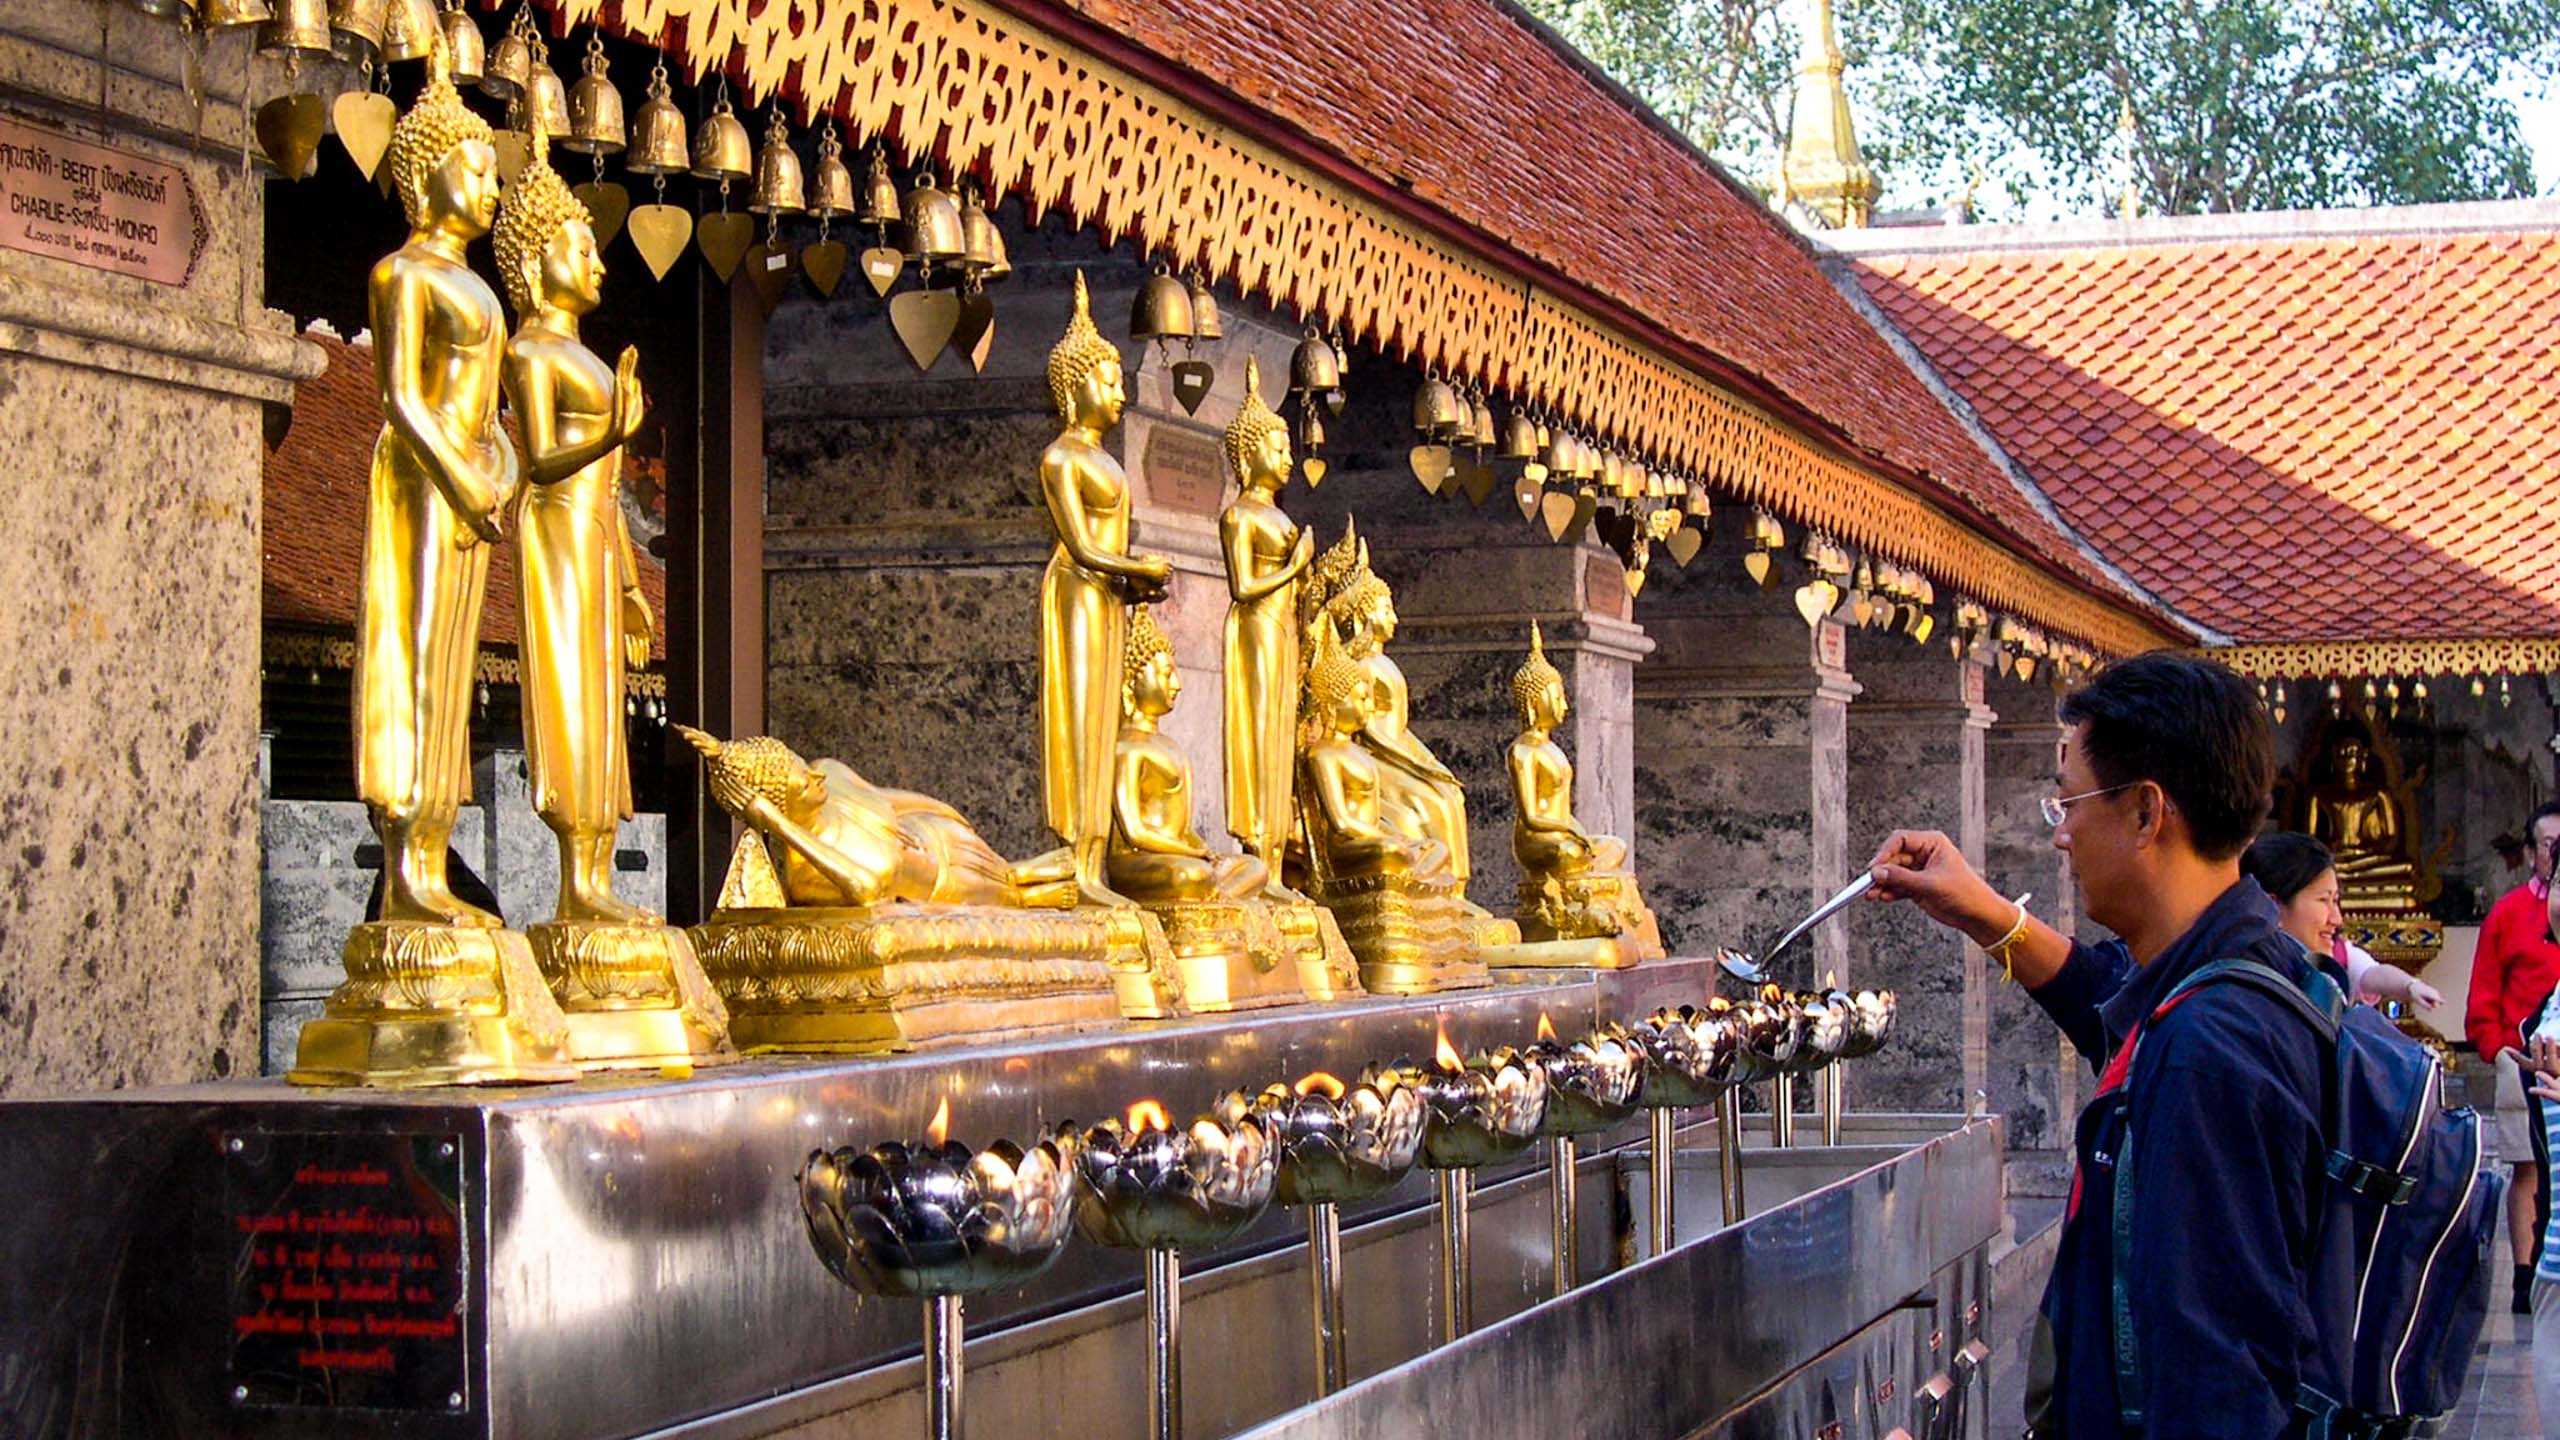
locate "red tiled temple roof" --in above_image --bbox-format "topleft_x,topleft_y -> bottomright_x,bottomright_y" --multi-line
263,331 -> 668,658
1841,204 -> 2560,647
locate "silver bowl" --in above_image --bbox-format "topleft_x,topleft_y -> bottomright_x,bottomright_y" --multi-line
1405,1048 -> 1550,1169
1239,1066 -> 1428,1207
1068,1100 -> 1278,1251
1529,1025 -> 1646,1135
798,1133 -> 1078,1298
1627,1005 -> 1744,1108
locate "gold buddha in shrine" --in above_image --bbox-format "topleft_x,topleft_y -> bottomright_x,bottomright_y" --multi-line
2304,734 -> 2425,909
293,36 -> 574,1087
1503,623 -> 1662,966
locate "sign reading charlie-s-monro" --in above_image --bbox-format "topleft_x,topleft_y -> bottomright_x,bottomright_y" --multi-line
0,114 -> 205,286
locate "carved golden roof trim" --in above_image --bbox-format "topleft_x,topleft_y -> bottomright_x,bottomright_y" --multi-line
2204,636 -> 2560,681
554,0 -> 2170,655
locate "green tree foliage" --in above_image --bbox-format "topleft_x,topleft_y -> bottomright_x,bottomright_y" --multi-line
1518,0 -> 1803,184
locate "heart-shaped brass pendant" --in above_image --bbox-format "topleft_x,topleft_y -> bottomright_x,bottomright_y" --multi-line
1301,457 -> 1328,488
1666,525 -> 1703,567
1460,460 -> 1496,506
255,94 -> 325,181
744,240 -> 794,313
860,246 -> 903,299
951,290 -> 996,373
1910,613 -> 1936,646
627,204 -> 693,281
1516,477 -> 1542,521
1793,581 -> 1838,629
800,239 -> 848,299
1170,359 -> 1214,415
573,181 -> 630,251
332,91 -> 397,181
696,212 -> 754,283
1742,549 -> 1776,590
1538,491 -> 1577,543
889,289 -> 962,373
1409,445 -> 1453,494
492,131 -> 529,186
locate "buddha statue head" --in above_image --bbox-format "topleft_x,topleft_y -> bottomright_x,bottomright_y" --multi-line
388,29 -> 499,237
1124,605 -> 1180,721
1306,622 -> 1371,739
491,130 -> 601,318
1223,354 -> 1291,491
1047,269 -> 1125,431
2331,736 -> 2372,791
1511,622 -> 1567,732
678,726 -> 827,823
1331,551 -> 1395,653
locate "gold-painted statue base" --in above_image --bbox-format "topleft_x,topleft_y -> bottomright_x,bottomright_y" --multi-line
527,921 -> 736,1070
1111,896 -> 1364,1016
1487,934 -> 1653,972
2344,907 -> 2445,970
1308,872 -> 1494,996
1510,872 -> 1665,966
690,899 -> 1125,1054
289,924 -> 579,1088
1279,900 -> 1363,1001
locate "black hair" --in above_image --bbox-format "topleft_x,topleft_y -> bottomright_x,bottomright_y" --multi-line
2241,832 -> 2334,903
2055,651 -> 2274,861
2529,800 -> 2560,844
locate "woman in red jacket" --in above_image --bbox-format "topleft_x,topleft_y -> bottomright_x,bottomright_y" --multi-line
2469,799 -> 2560,1313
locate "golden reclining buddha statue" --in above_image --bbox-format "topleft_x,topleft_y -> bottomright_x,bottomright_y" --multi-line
1502,623 -> 1662,968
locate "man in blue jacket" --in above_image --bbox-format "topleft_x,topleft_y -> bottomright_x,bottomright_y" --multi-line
1868,652 -> 2326,1438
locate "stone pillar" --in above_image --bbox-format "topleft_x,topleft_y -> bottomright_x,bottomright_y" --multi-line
1845,636 -> 1991,1116
1983,671 -> 2081,1192
1631,522 -> 1857,965
0,5 -> 321,1095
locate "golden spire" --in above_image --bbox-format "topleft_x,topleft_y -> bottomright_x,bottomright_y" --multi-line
1778,0 -> 1878,229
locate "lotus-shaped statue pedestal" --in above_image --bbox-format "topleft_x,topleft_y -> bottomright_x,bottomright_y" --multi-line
798,1107 -> 1077,1440
1235,1066 -> 1426,1395
1524,1019 -> 1644,1296
1068,1100 -> 1277,1440
1400,1038 -> 1548,1342
1627,1003 -> 1744,1251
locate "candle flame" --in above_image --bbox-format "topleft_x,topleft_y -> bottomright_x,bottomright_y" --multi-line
1536,1012 -> 1558,1044
1126,1099 -> 1172,1133
1294,1070 -> 1347,1100
927,1096 -> 951,1148
1824,969 -> 1839,990
1761,981 -> 1784,1003
1435,1020 -> 1464,1073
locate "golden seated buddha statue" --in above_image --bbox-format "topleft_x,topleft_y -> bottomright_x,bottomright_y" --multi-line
1104,609 -> 1359,1012
2304,736 -> 2424,911
678,727 -> 1124,1053
1296,626 -> 1492,995
1501,624 -> 1663,968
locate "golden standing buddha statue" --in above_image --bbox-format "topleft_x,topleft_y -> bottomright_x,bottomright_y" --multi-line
293,34 -> 574,1086
493,135 -> 729,1069
1038,271 -> 1172,907
1219,355 -> 1315,886
1503,623 -> 1662,966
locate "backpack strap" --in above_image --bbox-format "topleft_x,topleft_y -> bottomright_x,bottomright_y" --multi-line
2109,956 -> 2343,1428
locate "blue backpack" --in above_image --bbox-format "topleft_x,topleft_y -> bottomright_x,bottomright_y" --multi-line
2110,959 -> 2505,1438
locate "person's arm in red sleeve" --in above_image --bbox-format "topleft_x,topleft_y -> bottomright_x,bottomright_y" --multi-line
2468,893 -> 2517,1061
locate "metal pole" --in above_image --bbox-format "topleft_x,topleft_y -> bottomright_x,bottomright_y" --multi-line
1548,1135 -> 1578,1297
925,1293 -> 964,1440
1146,1247 -> 1181,1440
1306,1202 -> 1346,1396
1436,1168 -> 1473,1343
1717,1090 -> 1746,1225
1819,1062 -> 1844,1146
1771,1073 -> 1798,1147
1647,1106 -> 1677,1256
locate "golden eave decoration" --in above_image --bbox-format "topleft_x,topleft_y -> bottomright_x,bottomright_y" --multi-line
2205,636 -> 2560,683
535,0 -> 2168,657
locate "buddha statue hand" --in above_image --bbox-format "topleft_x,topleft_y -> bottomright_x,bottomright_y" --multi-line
621,585 -> 654,670
614,345 -> 646,439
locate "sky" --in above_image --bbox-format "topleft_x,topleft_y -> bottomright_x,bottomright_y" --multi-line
2510,71 -> 2560,192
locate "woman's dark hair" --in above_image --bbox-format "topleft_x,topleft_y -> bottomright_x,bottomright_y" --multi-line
2055,652 -> 2275,860
2241,832 -> 2334,903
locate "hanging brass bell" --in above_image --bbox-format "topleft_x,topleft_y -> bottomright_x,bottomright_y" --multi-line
856,148 -> 902,228
439,4 -> 484,86
378,0 -> 434,62
747,111 -> 804,215
328,0 -> 387,63
1412,376 -> 1461,438
958,187 -> 1010,281
808,126 -> 856,220
480,8 -> 533,100
1130,264 -> 1194,343
200,0 -> 274,29
623,62 -> 687,176
1186,273 -> 1220,340
901,172 -> 965,264
257,0 -> 331,59
690,93 -> 752,183
1468,393 -> 1494,446
1289,329 -> 1340,393
561,38 -> 624,156
1300,407 -> 1326,449
521,62 -> 572,144
1500,410 -> 1538,459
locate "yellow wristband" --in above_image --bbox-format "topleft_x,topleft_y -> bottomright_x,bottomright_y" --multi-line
1987,901 -> 2031,983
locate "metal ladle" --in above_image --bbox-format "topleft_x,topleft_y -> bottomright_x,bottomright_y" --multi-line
1719,871 -> 1877,986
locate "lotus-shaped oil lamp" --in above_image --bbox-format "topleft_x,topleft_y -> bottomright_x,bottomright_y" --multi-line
1727,984 -> 1811,1148
1525,1013 -> 1645,1295
1238,1067 -> 1426,1395
1399,1023 -> 1549,1341
798,1098 -> 1074,1440
1626,1004 -> 1744,1251
1069,1098 -> 1277,1440
1839,984 -> 1898,1058
1792,976 -> 1854,1146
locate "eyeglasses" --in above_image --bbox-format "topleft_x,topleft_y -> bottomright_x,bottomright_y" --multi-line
2041,782 -> 2136,827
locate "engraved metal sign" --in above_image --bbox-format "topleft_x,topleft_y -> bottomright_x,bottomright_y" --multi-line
223,1130 -> 469,1413
0,113 -> 206,286
1143,424 -> 1226,518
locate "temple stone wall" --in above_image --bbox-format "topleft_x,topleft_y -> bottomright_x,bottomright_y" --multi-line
1982,671 -> 2080,1191
0,4 -> 319,1095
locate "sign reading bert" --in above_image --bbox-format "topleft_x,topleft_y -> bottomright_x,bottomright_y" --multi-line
0,113 -> 205,286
